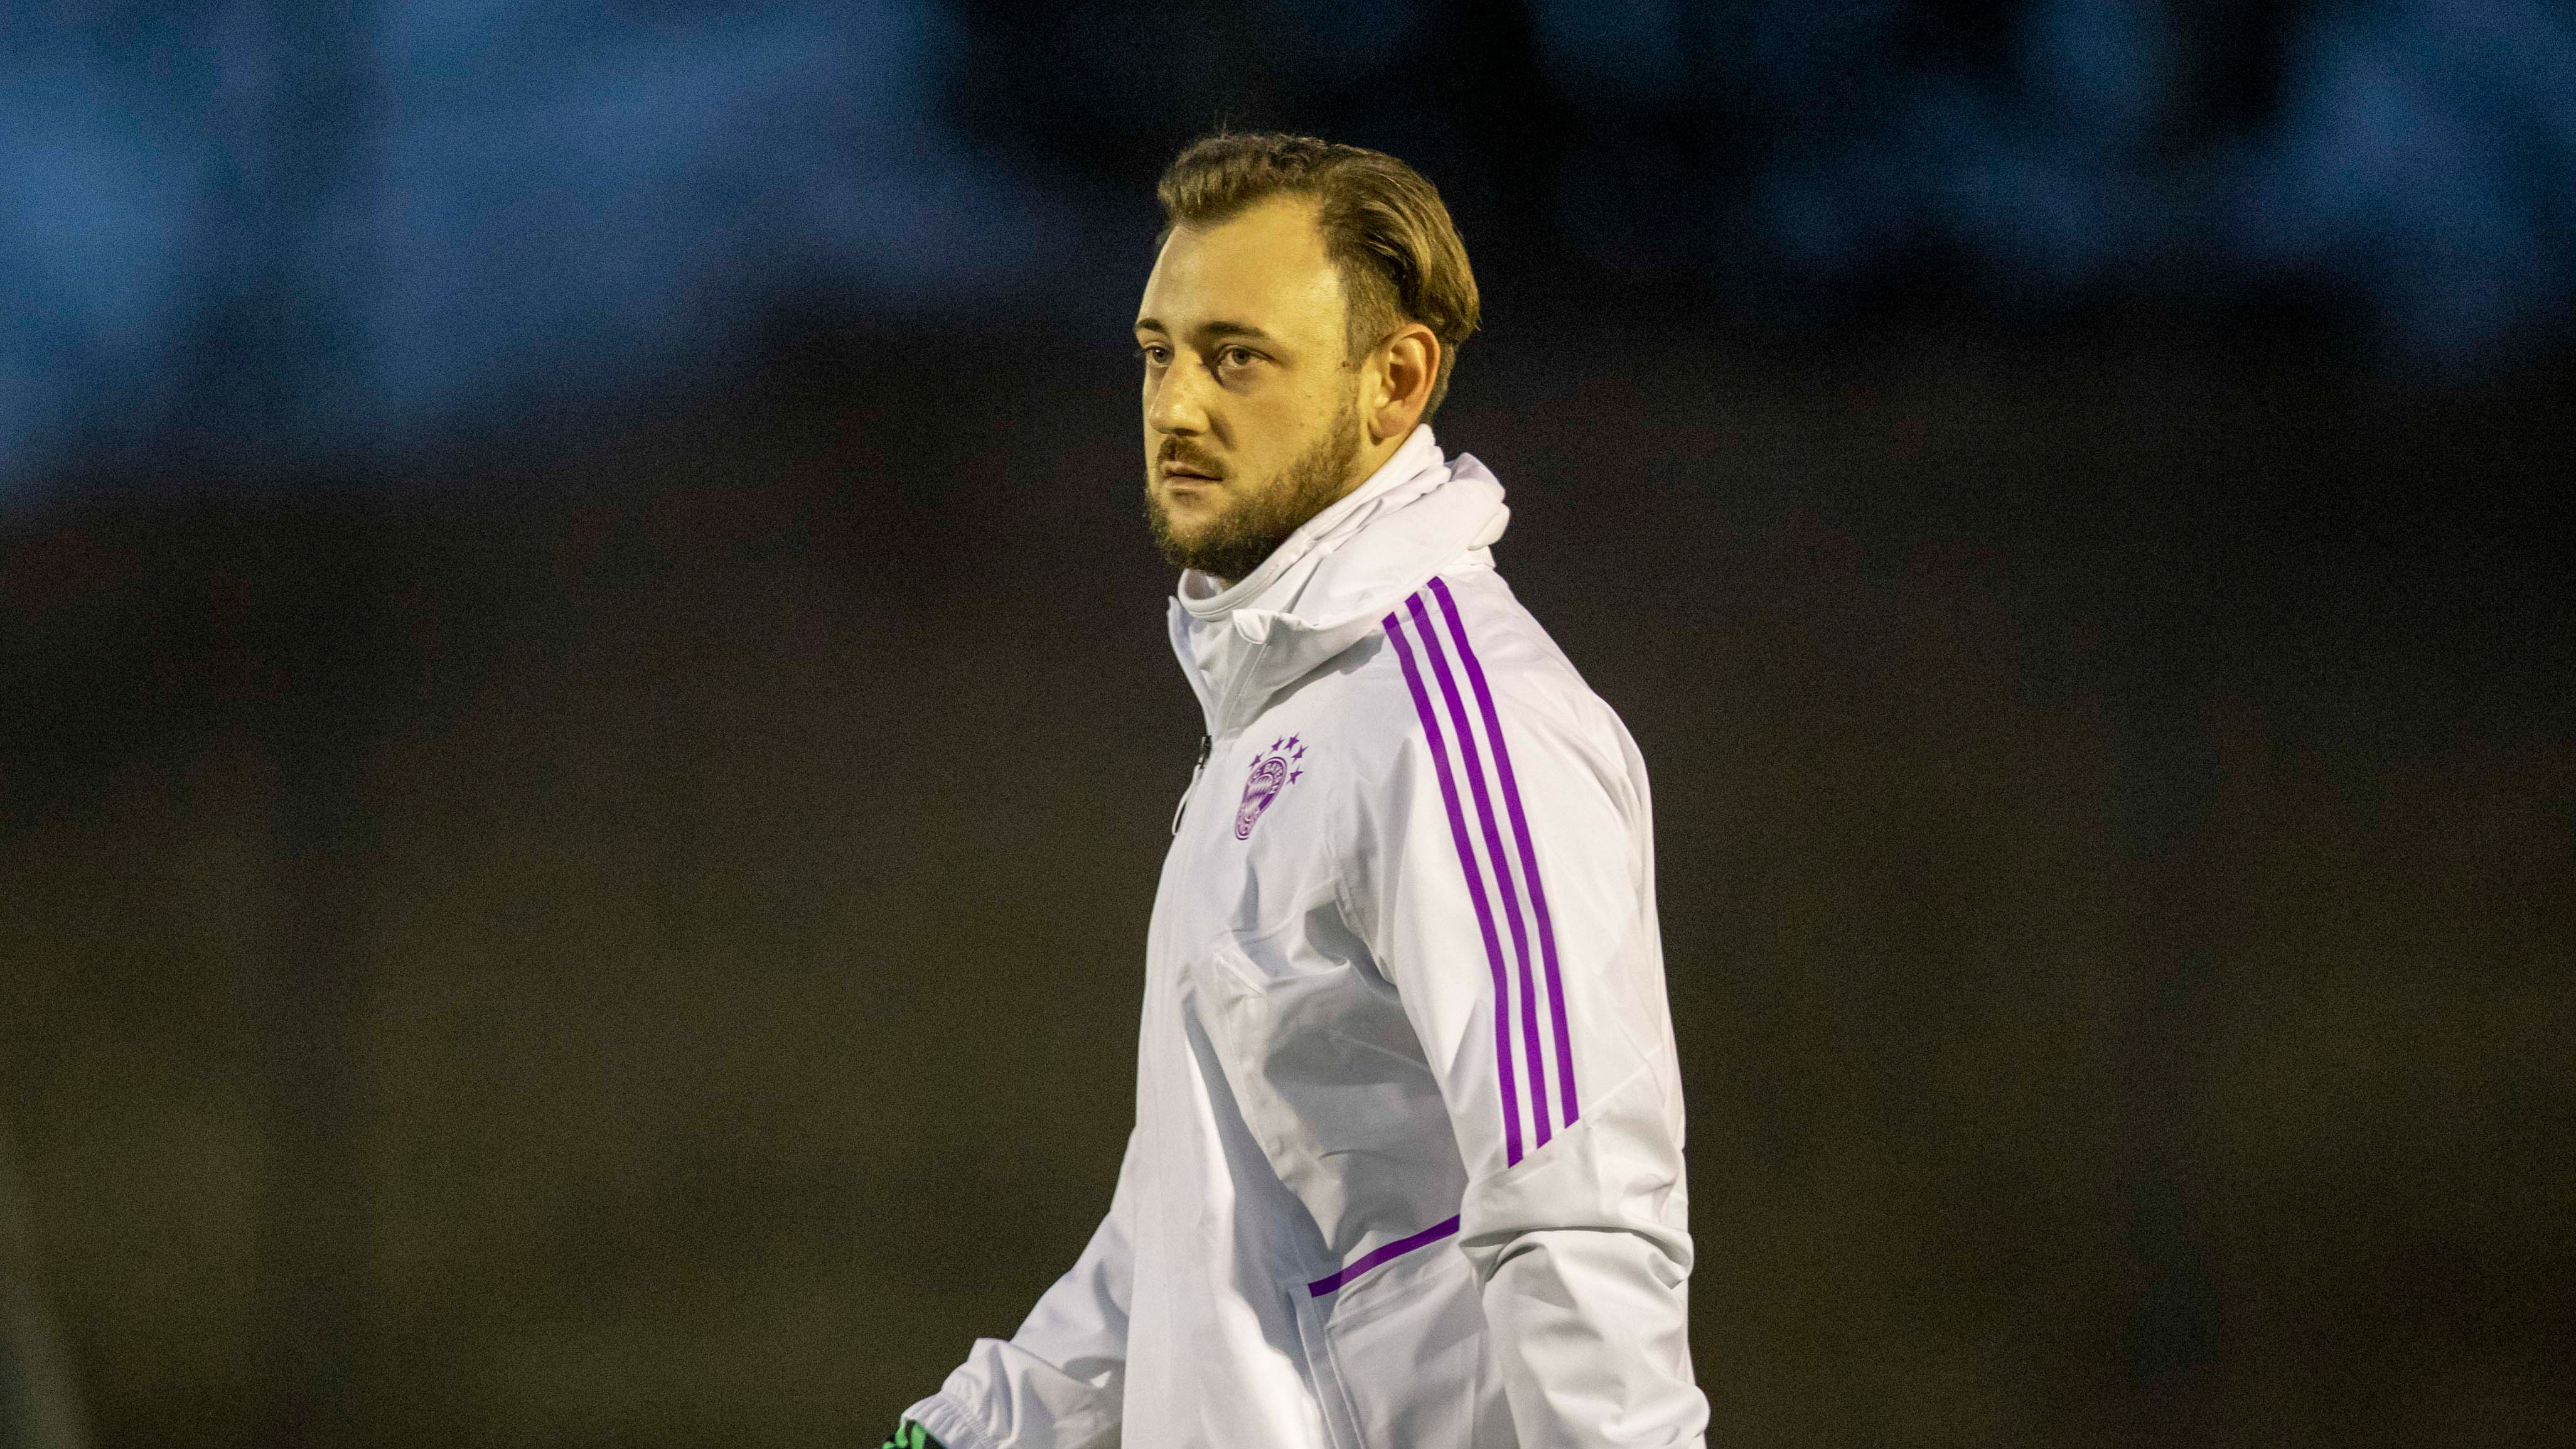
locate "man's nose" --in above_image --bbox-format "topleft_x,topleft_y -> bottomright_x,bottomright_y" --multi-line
1146,362 -> 1211,435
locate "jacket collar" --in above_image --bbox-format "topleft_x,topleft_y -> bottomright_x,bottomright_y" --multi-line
1166,424 -> 1510,737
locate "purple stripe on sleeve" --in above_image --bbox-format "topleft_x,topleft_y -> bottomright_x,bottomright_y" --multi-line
1306,1215 -> 1462,1296
1429,575 -> 1579,1128
1407,590 -> 1552,1150
1382,611 -> 1525,1166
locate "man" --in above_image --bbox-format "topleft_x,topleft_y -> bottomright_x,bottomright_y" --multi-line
888,133 -> 1707,1449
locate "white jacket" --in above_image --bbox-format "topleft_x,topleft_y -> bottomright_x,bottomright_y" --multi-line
908,426 -> 1707,1449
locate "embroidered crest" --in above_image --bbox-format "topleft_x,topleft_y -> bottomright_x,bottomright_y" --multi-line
1234,735 -> 1307,839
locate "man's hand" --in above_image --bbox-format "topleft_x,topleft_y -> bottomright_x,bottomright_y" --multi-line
879,1421 -> 945,1449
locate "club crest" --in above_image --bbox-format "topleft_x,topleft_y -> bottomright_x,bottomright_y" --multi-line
1235,735 -> 1307,840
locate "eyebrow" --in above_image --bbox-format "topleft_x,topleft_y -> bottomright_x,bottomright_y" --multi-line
1132,318 -> 1282,345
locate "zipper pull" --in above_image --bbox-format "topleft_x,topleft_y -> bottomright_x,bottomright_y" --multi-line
1171,733 -> 1212,836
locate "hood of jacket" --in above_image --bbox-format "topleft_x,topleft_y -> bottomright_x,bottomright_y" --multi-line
1166,424 -> 1510,737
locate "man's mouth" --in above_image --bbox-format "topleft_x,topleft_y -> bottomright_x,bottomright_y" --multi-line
1161,463 -> 1222,483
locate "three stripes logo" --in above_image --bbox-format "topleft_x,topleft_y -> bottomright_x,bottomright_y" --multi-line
1380,576 -> 1579,1168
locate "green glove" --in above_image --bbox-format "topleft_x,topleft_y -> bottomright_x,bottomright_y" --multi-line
880,1422 -> 945,1449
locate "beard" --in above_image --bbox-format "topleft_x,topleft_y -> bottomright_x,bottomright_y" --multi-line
1144,398 -> 1363,584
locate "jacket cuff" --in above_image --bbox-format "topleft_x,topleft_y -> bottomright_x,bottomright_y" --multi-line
903,1393 -> 1002,1449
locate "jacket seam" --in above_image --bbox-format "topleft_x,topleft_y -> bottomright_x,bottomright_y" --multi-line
1325,711 -> 1365,966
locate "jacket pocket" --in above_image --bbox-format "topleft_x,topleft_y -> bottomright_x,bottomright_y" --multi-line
1186,934 -> 1333,1178
1302,1231 -> 1509,1449
1186,932 -> 1464,1255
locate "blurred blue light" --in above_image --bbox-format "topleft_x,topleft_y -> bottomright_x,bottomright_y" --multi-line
2225,0 -> 2576,368
0,0 -> 1057,491
358,0 -> 1053,431
0,52 -> 208,477
1540,0 -> 2575,362
4,0 -> 2571,493
2019,0 -> 2176,147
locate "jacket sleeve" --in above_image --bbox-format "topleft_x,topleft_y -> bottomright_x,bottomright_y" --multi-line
1347,611 -> 1708,1448
903,1128 -> 1137,1449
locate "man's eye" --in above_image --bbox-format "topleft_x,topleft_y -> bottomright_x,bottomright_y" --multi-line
1137,345 -> 1169,367
1219,347 -> 1256,369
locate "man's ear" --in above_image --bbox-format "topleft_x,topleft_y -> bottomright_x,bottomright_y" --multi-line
1368,324 -> 1440,444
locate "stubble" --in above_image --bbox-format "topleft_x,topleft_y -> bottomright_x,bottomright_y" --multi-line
1144,399 -> 1363,584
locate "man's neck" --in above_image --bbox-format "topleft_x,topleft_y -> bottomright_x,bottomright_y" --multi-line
1347,430 -> 1406,493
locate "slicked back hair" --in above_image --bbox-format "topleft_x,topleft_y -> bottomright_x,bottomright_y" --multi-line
1156,132 -> 1480,418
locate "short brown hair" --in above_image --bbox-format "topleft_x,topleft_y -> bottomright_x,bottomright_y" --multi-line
1157,132 -> 1481,417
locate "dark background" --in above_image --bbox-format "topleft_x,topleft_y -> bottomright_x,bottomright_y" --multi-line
4,2 -> 2572,1446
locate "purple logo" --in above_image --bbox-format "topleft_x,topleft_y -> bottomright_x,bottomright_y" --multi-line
1235,735 -> 1307,840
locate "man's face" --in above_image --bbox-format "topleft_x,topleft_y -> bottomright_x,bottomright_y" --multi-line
1135,195 -> 1366,583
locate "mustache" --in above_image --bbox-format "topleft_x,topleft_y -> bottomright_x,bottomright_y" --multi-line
1156,441 -> 1225,478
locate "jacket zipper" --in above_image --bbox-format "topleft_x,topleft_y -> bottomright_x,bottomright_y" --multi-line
1170,732 -> 1213,836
